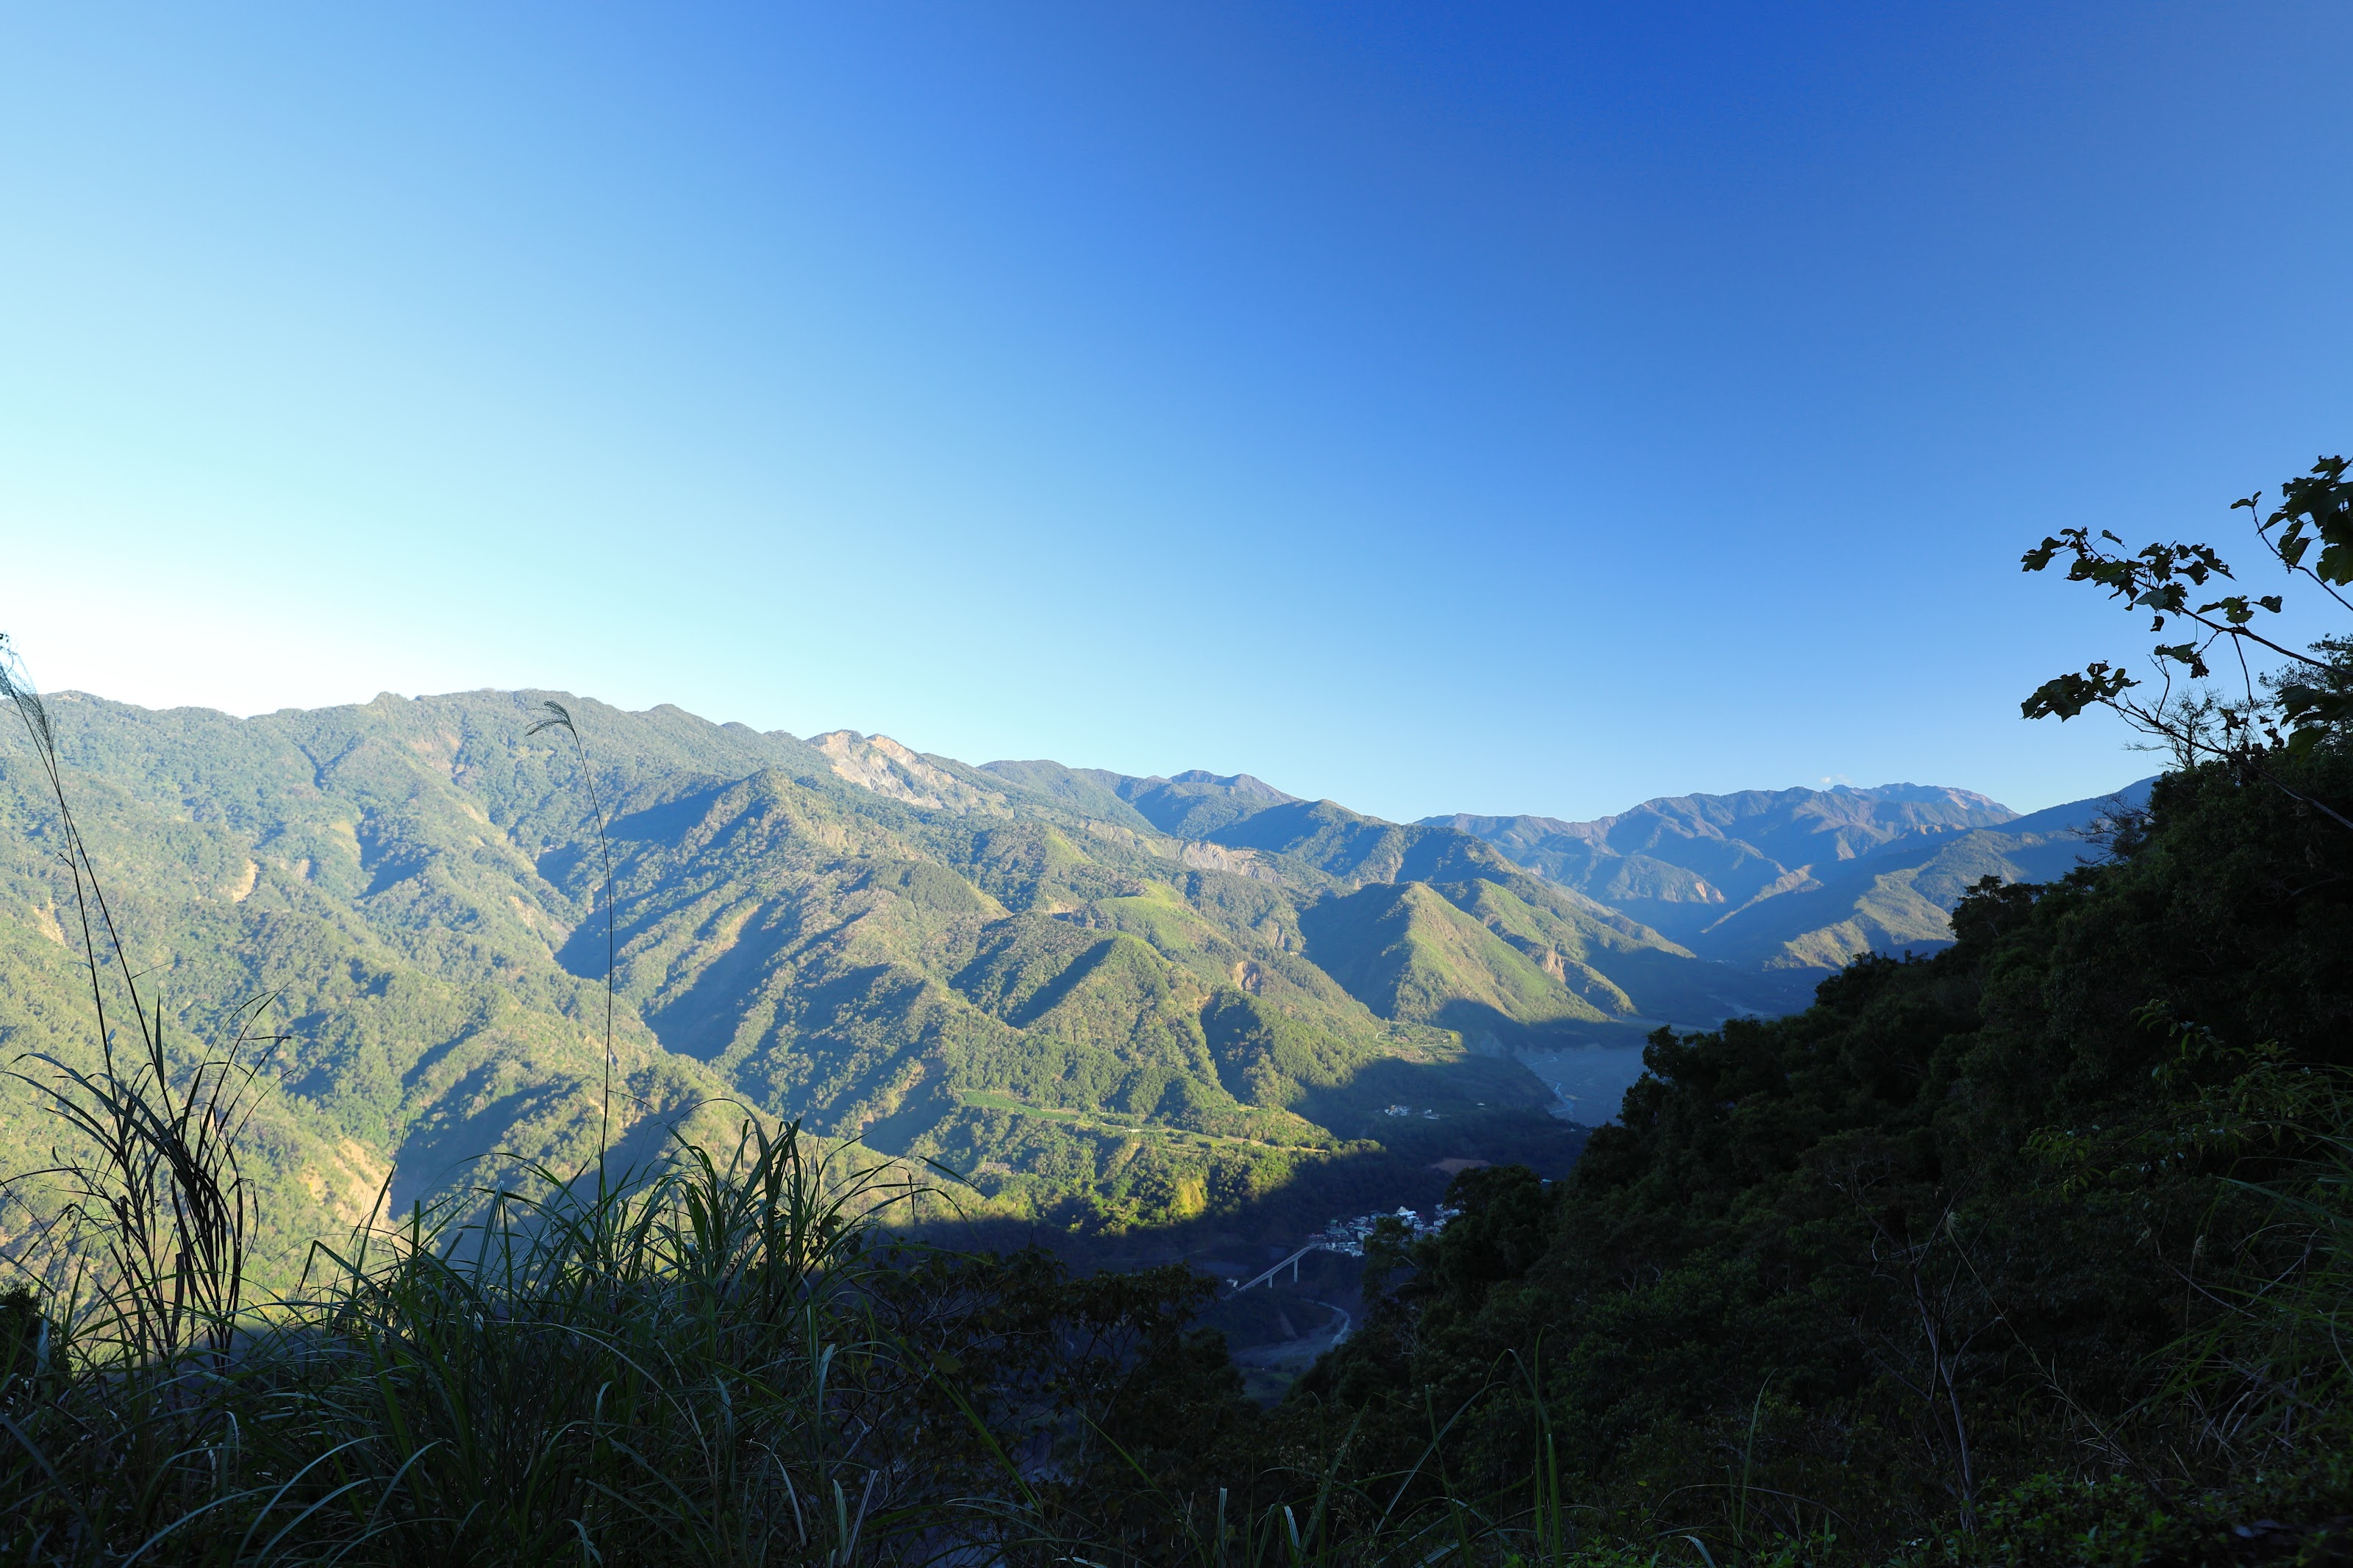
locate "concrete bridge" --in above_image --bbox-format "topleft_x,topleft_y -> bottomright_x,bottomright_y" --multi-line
1229,1242 -> 1319,1294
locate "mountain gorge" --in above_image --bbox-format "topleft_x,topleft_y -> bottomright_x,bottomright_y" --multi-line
0,689 -> 2135,1274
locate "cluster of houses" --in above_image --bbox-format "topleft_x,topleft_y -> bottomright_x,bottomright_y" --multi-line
1306,1203 -> 1462,1258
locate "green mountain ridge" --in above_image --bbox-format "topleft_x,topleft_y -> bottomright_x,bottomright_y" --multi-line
0,690 -> 1800,1272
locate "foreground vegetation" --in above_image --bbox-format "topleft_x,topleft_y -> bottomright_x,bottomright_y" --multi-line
1270,755 -> 2353,1563
5,458 -> 2353,1563
1229,456 -> 2353,1563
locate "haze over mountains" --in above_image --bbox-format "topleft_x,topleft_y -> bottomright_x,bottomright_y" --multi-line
1430,777 -> 2151,978
0,688 -> 2143,1272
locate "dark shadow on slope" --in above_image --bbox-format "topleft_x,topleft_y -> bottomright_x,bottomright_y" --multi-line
390,1073 -> 572,1210
718,963 -> 949,1128
354,820 -> 431,900
632,903 -> 813,1062
1286,1051 -> 1563,1139
1000,935 -> 1119,1029
535,842 -> 588,889
562,1101 -> 717,1189
857,1081 -> 960,1161
607,782 -> 732,849
1560,946 -> 1808,1027
1422,998 -> 1640,1053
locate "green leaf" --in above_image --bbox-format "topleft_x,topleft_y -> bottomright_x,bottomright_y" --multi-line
2022,664 -> 2135,721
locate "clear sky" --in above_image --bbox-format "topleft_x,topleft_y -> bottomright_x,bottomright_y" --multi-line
4,4 -> 2349,822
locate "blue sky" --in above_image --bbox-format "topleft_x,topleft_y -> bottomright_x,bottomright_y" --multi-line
4,4 -> 2349,821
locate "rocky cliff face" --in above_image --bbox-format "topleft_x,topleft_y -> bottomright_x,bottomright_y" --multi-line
813,731 -> 1011,813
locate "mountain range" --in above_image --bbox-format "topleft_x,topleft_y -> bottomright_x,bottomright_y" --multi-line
0,688 -> 2144,1273
1430,776 -> 2150,981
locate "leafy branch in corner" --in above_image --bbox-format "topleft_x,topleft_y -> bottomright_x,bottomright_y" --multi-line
2022,454 -> 2353,828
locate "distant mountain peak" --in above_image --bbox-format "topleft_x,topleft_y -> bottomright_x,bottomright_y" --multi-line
1160,770 -> 1299,802
1827,782 -> 2015,812
1429,778 -> 2141,973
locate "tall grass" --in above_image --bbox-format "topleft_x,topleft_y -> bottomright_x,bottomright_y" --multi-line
1,1120 -> 967,1564
0,638 -> 277,1369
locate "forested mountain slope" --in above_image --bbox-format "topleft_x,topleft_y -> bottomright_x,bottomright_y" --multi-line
0,689 -> 1798,1272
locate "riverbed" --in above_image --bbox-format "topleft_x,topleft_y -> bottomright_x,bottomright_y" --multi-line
1517,1042 -> 1654,1125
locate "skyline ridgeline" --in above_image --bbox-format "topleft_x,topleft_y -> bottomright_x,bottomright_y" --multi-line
0,683 -> 2146,1276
